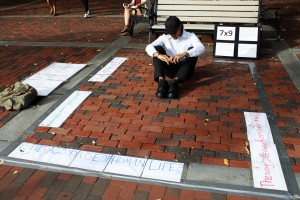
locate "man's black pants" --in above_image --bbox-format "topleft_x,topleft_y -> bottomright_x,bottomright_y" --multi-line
153,46 -> 198,82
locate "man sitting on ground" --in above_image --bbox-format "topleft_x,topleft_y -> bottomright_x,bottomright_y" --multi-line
145,16 -> 205,99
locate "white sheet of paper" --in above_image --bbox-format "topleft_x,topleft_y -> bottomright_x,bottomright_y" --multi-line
88,74 -> 110,82
69,151 -> 112,172
239,27 -> 259,41
216,26 -> 236,41
22,62 -> 86,96
141,159 -> 184,182
244,112 -> 287,191
39,91 -> 92,127
104,155 -> 147,177
8,142 -> 79,166
215,42 -> 235,57
238,44 -> 257,58
22,79 -> 63,96
89,57 -> 127,82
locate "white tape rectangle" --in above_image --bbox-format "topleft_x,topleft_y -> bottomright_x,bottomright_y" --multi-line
104,155 -> 147,177
244,112 -> 287,191
22,62 -> 86,96
39,90 -> 92,127
142,159 -> 184,182
89,57 -> 127,82
8,142 -> 79,166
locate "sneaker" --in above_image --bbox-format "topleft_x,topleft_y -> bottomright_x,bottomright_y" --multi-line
156,79 -> 169,98
168,79 -> 179,99
84,10 -> 90,18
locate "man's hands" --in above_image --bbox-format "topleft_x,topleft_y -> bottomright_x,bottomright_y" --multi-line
155,52 -> 189,65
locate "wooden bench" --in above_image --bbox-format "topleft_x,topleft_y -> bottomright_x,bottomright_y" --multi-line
148,0 -> 262,42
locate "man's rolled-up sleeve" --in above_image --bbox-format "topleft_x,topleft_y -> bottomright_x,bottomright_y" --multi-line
187,34 -> 205,57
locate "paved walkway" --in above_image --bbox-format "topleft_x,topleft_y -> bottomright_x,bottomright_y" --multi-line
0,0 -> 300,199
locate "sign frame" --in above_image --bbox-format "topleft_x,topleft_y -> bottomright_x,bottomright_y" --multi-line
213,25 -> 261,59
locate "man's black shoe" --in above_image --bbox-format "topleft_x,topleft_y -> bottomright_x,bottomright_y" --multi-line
168,79 -> 179,99
156,79 -> 168,98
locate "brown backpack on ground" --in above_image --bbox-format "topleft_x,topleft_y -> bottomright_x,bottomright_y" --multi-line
0,82 -> 38,110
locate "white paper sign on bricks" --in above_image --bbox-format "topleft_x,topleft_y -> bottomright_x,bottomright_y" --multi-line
244,112 -> 287,191
8,142 -> 79,166
39,90 -> 92,128
89,57 -> 127,82
9,142 -> 184,182
22,62 -> 87,96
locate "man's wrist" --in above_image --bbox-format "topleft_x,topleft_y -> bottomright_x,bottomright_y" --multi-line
153,52 -> 160,57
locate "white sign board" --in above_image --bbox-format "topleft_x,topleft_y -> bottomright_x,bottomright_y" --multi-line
238,44 -> 258,58
69,151 -> 112,172
104,155 -> 147,177
215,43 -> 235,57
8,142 -> 79,166
142,159 -> 184,182
22,62 -> 86,96
39,90 -> 92,127
216,26 -> 236,41
244,112 -> 287,191
89,57 -> 127,82
239,27 -> 259,41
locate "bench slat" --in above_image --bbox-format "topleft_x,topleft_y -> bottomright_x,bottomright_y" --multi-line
158,5 -> 259,12
157,17 -> 258,24
159,0 -> 259,6
157,11 -> 259,18
151,24 -> 215,31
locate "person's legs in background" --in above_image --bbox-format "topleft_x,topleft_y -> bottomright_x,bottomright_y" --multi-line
47,0 -> 56,16
82,0 -> 89,18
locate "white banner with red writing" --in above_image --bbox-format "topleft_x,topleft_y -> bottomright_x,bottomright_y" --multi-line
244,112 -> 287,191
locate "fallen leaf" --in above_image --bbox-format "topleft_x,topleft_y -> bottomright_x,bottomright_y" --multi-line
224,158 -> 230,166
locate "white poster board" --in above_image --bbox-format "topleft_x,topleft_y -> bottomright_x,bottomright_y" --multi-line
239,27 -> 259,41
216,26 -> 236,41
22,62 -> 87,96
214,43 -> 235,57
238,44 -> 258,58
39,90 -> 92,127
244,112 -> 287,191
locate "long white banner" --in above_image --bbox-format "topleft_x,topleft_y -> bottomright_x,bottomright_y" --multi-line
9,142 -> 184,182
39,90 -> 92,127
244,112 -> 287,191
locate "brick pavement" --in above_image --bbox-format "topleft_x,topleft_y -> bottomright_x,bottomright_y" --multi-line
0,0 -> 300,199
